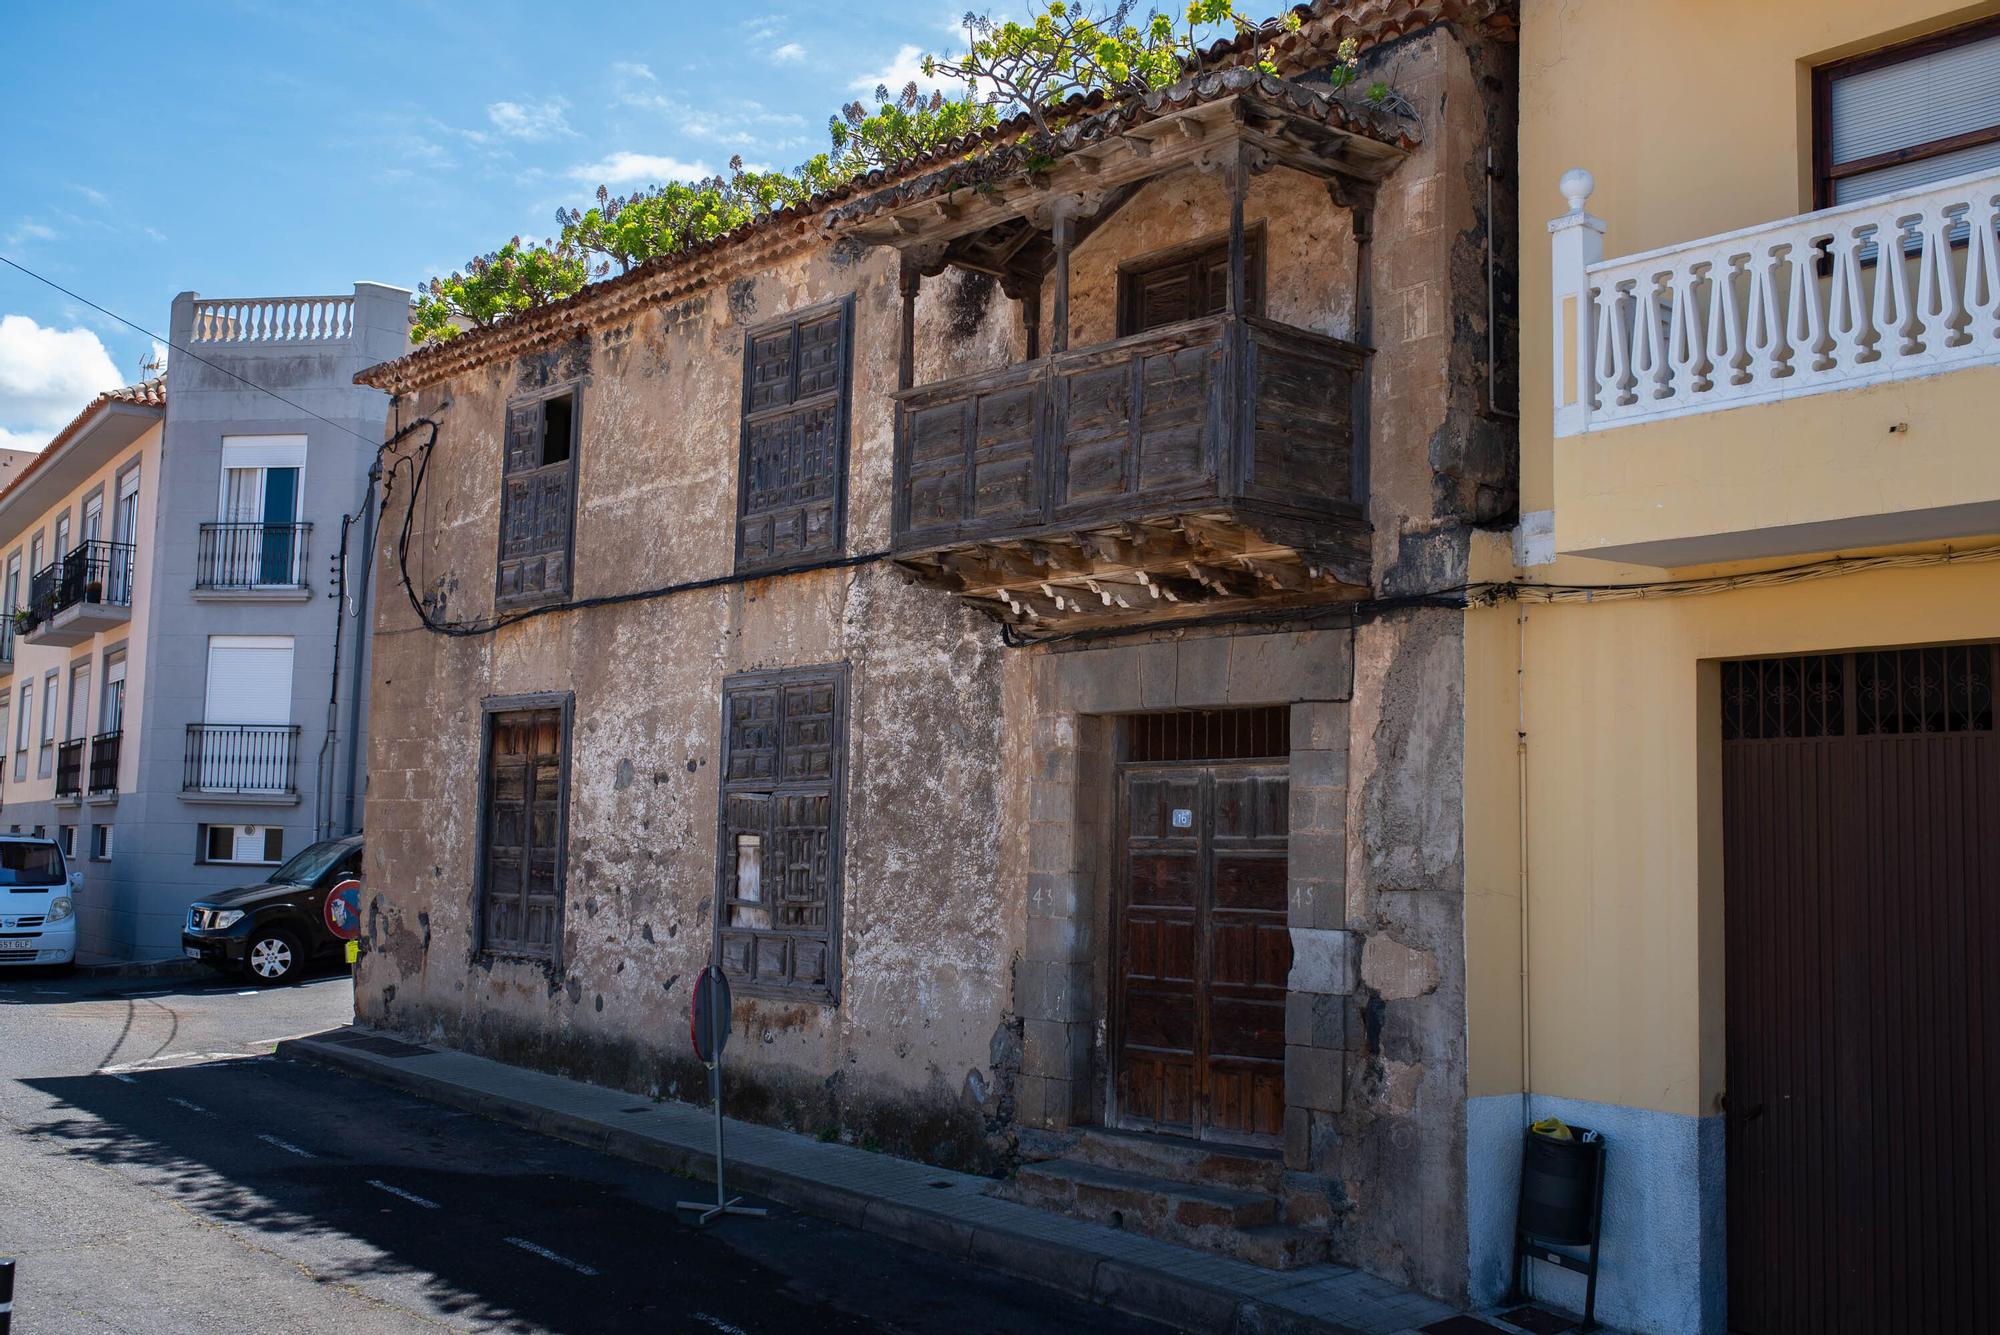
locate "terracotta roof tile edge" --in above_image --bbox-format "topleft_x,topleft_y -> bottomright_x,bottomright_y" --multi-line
0,377 -> 165,514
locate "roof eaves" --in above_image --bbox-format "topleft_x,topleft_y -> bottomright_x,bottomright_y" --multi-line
0,378 -> 165,515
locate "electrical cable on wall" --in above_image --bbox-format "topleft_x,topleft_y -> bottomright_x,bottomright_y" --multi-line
376,409 -> 2000,642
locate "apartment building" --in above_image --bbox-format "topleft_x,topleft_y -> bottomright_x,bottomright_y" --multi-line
355,0 -> 1520,1305
0,282 -> 406,959
1463,5 -> 2000,1333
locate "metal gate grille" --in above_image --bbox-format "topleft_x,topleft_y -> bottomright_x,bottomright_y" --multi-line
1721,643 -> 1999,1335
1121,707 -> 1290,763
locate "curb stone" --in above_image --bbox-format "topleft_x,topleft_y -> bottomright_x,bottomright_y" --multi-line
278,1026 -> 1463,1335
74,956 -> 209,979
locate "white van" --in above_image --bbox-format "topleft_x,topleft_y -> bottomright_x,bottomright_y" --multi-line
0,834 -> 80,967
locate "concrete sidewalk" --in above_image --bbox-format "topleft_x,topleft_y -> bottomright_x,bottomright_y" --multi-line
280,1026 -> 1563,1335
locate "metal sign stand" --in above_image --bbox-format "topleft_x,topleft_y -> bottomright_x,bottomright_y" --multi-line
676,966 -> 766,1225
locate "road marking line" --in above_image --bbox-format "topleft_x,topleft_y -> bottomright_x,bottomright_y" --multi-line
235,990 -> 259,997
257,1134 -> 316,1158
694,1315 -> 750,1335
503,1237 -> 598,1276
102,1073 -> 137,1084
166,1097 -> 209,1114
366,1179 -> 440,1209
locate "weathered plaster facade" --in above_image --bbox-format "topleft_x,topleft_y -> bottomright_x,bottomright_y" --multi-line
359,6 -> 1515,1305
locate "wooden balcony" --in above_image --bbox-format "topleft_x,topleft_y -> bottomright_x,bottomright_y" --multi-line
892,313 -> 1370,629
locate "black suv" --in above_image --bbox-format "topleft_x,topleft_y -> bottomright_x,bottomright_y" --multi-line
182,835 -> 363,984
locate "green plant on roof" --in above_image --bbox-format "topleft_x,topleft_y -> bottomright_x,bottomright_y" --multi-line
406,3 -> 1344,347
922,1 -> 1303,137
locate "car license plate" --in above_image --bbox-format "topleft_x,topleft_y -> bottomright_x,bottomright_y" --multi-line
184,946 -> 202,958
0,939 -> 37,952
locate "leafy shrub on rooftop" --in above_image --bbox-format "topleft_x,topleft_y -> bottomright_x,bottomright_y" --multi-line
407,2 -> 1319,345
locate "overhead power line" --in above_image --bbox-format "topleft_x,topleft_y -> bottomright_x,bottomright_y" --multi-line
0,253 -> 386,449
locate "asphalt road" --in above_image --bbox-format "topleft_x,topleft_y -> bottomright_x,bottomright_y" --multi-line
0,965 -> 1165,1334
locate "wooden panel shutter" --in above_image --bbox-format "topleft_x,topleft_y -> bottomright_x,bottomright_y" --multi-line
717,668 -> 845,998
737,303 -> 851,571
497,396 -> 574,606
483,706 -> 565,959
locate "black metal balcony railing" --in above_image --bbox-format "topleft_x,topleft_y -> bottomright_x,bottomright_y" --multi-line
88,729 -> 121,795
26,541 -> 137,628
184,723 -> 301,795
54,739 -> 83,798
196,522 -> 311,589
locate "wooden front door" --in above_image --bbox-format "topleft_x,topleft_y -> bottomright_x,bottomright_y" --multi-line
1722,646 -> 1999,1334
1115,760 -> 1290,1144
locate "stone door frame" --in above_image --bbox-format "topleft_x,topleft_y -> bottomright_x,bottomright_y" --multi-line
1016,626 -> 1354,1170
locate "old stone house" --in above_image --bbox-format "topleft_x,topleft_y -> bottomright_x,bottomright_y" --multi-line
355,0 -> 1517,1304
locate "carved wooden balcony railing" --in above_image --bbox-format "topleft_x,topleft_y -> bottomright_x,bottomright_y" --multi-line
892,313 -> 1370,628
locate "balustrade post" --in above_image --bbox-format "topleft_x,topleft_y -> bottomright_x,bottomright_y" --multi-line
1550,168 -> 1605,437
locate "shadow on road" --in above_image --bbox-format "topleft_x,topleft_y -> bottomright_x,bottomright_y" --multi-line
16,1060 -> 879,1334
0,962 -> 351,1003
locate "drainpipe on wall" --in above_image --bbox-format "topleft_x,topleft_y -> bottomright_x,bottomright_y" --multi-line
316,515 -> 350,842
340,463 -> 378,837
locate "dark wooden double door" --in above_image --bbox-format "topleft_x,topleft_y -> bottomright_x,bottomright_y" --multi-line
1114,761 -> 1290,1145
1722,646 -> 1999,1334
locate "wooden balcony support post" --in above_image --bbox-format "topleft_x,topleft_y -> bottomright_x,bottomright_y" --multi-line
1226,139 -> 1250,494
897,255 -> 921,393
1051,204 -> 1073,355
1332,176 -> 1378,511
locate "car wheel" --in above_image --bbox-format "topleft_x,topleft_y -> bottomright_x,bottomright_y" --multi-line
245,931 -> 300,985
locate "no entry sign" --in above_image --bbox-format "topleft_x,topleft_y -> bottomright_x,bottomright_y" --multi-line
323,878 -> 363,941
689,965 -> 732,1063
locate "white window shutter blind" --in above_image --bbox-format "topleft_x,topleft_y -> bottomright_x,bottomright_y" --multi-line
67,668 -> 90,739
204,636 -> 293,724
1831,34 -> 2000,163
1831,32 -> 2000,201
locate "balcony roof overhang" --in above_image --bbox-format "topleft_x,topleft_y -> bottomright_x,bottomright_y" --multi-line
832,70 -> 1411,291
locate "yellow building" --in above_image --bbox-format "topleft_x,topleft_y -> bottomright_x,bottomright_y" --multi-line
1473,4 -> 2000,1332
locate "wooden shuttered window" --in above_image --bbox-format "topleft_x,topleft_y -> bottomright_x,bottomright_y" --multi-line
479,698 -> 570,961
1116,229 -> 1265,336
497,389 -> 579,607
716,665 -> 847,1000
736,299 -> 853,572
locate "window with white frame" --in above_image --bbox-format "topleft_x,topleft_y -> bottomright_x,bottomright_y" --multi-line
212,436 -> 306,587
1817,18 -> 2000,207
58,825 -> 76,858
92,824 -> 113,860
38,670 -> 57,778
201,823 -> 284,865
14,681 -> 29,782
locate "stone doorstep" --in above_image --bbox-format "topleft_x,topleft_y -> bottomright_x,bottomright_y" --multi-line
279,1025 -> 1476,1335
1068,1125 -> 1289,1195
1003,1158 -> 1330,1272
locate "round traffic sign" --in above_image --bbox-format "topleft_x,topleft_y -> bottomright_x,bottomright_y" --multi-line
324,878 -> 363,941
689,965 -> 732,1062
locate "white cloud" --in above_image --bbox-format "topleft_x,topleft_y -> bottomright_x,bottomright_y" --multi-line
0,315 -> 126,451
567,152 -> 714,186
70,184 -> 110,207
142,225 -> 167,243
3,220 -> 58,247
770,42 -> 806,63
611,60 -> 655,82
487,97 -> 575,141
850,43 -> 969,97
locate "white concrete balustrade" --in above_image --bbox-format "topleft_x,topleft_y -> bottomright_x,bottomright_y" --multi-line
1551,166 -> 2000,435
189,294 -> 356,344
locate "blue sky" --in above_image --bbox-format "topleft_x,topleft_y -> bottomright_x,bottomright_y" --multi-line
0,0 -> 985,449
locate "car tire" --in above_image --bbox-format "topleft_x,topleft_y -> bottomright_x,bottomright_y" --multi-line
244,930 -> 301,985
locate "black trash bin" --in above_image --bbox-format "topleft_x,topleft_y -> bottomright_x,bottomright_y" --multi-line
1520,1122 -> 1602,1245
1509,1123 -> 1606,1330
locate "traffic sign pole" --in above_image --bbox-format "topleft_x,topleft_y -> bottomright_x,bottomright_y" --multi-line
676,966 -> 766,1225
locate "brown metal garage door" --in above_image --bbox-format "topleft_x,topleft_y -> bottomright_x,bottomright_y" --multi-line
1722,645 -> 1999,1335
